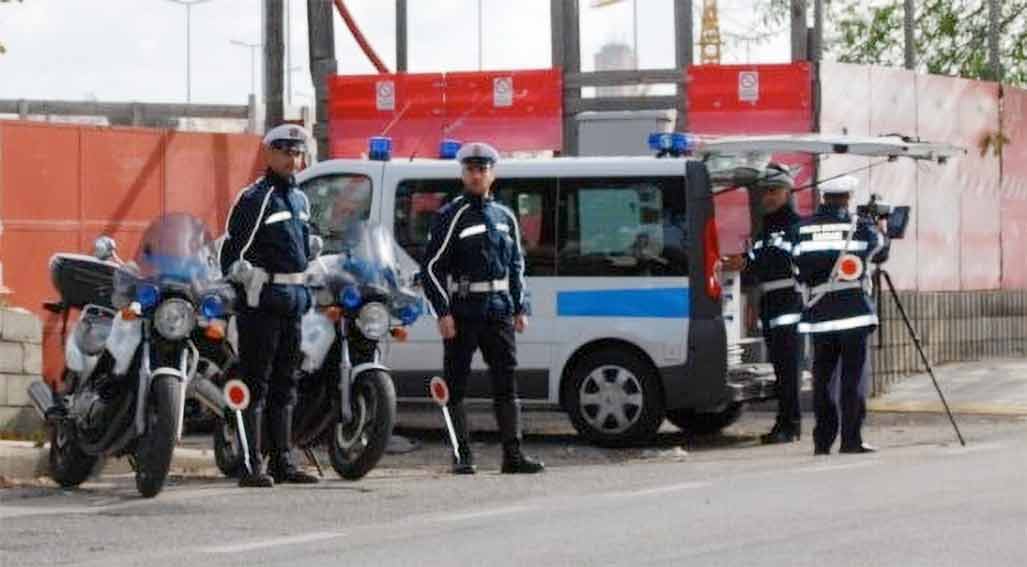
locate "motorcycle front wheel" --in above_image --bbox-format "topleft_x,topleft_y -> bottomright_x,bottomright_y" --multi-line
327,370 -> 396,480
133,375 -> 182,498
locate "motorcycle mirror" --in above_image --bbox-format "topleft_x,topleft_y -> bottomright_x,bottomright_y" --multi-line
93,235 -> 118,262
309,235 -> 324,260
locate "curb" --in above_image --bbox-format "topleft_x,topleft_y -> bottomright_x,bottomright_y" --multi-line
867,400 -> 1027,417
0,441 -> 217,482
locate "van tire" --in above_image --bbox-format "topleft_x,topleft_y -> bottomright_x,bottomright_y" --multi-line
565,350 -> 664,447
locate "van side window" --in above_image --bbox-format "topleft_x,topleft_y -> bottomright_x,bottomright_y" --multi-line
558,176 -> 689,277
493,178 -> 557,276
394,179 -> 461,263
299,174 -> 373,255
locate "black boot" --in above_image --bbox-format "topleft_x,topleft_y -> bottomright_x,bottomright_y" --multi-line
760,421 -> 800,445
496,400 -> 543,474
269,405 -> 318,484
238,406 -> 274,488
449,402 -> 476,475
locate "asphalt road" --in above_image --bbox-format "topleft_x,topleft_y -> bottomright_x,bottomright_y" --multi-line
2,412 -> 1025,567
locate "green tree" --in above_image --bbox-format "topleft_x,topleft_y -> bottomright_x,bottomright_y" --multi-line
755,0 -> 1027,86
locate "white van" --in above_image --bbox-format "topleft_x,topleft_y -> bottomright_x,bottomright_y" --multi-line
294,134 -> 959,445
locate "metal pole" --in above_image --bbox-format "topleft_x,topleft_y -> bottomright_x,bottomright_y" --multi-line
286,0 -> 291,107
633,0 -> 639,69
186,4 -> 192,104
396,0 -> 408,72
904,0 -> 915,70
812,0 -> 823,62
988,0 -> 1001,81
790,0 -> 808,62
250,47 -> 257,96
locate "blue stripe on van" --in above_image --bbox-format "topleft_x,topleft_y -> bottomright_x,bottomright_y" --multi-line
557,288 -> 690,318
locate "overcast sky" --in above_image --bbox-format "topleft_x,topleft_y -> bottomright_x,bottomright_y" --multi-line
0,0 -> 790,106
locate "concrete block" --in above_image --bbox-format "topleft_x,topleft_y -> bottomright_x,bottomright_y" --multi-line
22,343 -> 41,375
4,373 -> 38,407
0,405 -> 43,438
0,308 -> 42,344
0,342 -> 23,373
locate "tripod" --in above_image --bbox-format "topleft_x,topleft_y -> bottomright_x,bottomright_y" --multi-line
872,267 -> 966,446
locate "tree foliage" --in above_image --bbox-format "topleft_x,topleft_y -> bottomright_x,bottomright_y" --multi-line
756,0 -> 1027,86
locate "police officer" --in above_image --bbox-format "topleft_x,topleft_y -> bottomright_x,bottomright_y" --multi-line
421,142 -> 544,475
724,163 -> 803,444
220,124 -> 319,487
790,176 -> 889,455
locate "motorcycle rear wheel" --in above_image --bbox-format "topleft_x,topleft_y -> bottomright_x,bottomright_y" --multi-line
49,420 -> 99,489
327,370 -> 396,480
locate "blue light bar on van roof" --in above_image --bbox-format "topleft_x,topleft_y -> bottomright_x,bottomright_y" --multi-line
368,136 -> 392,161
439,139 -> 462,160
647,132 -> 697,157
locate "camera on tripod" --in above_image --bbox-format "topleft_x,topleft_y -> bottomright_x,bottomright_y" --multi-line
857,193 -> 911,240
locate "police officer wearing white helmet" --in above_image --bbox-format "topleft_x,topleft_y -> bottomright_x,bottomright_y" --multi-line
789,176 -> 889,455
219,124 -> 320,487
421,142 -> 544,475
724,163 -> 803,444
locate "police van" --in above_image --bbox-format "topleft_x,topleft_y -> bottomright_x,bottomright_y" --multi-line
295,134 -> 959,445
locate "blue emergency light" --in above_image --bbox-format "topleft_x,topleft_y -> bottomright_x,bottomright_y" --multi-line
439,139 -> 462,159
368,136 -> 392,161
136,283 -> 161,310
340,285 -> 363,310
200,294 -> 225,319
647,132 -> 697,157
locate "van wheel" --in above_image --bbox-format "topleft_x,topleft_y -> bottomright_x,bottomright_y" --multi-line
666,402 -> 743,436
565,350 -> 664,447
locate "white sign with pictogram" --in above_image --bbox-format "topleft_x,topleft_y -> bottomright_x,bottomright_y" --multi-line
738,71 -> 760,103
493,76 -> 514,108
376,80 -> 396,111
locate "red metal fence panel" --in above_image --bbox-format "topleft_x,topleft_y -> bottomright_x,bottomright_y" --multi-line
1001,86 -> 1027,289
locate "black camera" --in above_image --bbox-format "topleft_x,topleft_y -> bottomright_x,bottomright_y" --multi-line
857,193 -> 911,240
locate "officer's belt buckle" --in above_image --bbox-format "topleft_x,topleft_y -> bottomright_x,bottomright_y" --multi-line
449,279 -> 509,295
271,272 -> 307,285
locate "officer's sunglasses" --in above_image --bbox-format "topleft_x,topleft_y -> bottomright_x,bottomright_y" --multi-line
271,143 -> 306,158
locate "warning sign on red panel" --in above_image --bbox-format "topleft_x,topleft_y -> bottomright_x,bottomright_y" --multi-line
376,80 -> 396,111
493,76 -> 514,107
738,71 -> 759,103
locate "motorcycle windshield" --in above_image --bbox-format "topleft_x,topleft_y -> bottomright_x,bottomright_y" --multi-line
134,213 -> 218,285
332,222 -> 403,291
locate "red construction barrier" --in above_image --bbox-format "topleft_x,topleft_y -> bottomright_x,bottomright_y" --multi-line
0,121 -> 262,380
329,68 -> 562,158
1001,86 -> 1027,289
687,62 -> 815,254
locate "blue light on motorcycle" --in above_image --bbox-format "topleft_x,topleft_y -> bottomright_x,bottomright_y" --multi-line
340,286 -> 363,309
200,294 -> 225,319
439,139 -> 462,159
136,283 -> 161,310
368,136 -> 392,161
398,302 -> 422,326
646,132 -> 696,156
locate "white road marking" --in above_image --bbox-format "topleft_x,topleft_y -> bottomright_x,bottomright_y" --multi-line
602,481 -> 711,499
791,460 -> 879,474
438,504 -> 537,523
200,531 -> 347,554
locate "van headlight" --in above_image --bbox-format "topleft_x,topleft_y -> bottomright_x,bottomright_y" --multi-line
154,298 -> 196,340
355,302 -> 390,340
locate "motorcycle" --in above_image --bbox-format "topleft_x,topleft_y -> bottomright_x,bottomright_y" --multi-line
213,222 -> 423,480
26,213 -> 239,498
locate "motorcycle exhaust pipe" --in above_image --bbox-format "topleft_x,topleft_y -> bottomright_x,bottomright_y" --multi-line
27,381 -> 55,420
189,376 -> 227,420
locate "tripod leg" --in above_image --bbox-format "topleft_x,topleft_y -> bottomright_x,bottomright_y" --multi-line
881,270 -> 966,446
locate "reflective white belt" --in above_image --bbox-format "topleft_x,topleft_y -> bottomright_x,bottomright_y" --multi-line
807,280 -> 863,296
799,314 -> 879,333
768,313 -> 801,328
272,272 -> 307,285
761,278 -> 797,293
449,279 -> 510,293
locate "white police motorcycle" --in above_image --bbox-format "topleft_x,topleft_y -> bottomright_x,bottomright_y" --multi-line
27,213 -> 237,498
212,222 -> 422,480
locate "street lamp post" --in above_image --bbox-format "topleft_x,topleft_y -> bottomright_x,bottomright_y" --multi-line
231,39 -> 263,97
165,0 -> 213,104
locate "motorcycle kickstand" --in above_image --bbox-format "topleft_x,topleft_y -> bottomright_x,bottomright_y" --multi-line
304,447 -> 325,478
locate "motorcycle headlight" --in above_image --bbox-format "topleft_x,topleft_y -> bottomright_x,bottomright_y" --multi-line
154,298 -> 196,340
355,302 -> 390,340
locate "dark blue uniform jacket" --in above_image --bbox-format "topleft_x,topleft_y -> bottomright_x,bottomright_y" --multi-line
745,206 -> 803,330
421,193 -> 526,320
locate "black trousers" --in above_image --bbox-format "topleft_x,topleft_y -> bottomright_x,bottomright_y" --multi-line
811,328 -> 869,451
765,324 -> 801,432
237,308 -> 303,457
444,316 -> 520,444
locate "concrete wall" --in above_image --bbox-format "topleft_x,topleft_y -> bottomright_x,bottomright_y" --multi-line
0,307 -> 44,436
870,289 -> 1027,395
